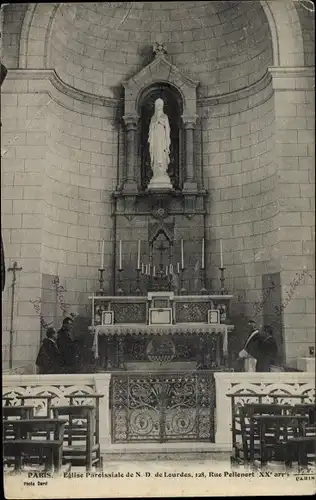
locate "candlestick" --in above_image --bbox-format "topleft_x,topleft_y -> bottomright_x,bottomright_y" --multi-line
98,268 -> 105,294
180,267 -> 186,295
177,262 -> 180,274
201,238 -> 205,270
119,240 -> 122,270
181,239 -> 184,269
219,266 -> 227,295
220,239 -> 223,268
137,240 -> 141,270
100,240 -> 105,270
117,268 -> 123,295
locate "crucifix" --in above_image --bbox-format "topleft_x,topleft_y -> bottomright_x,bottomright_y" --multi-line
8,261 -> 22,369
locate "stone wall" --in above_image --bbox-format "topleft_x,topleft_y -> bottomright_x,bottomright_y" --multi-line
203,78 -> 278,346
1,1 -> 314,367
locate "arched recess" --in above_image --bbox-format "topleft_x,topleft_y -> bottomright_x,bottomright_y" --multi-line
18,1 -> 306,74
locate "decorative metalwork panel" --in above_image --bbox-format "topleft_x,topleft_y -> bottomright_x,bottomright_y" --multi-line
111,302 -> 147,323
111,371 -> 215,443
176,302 -> 210,323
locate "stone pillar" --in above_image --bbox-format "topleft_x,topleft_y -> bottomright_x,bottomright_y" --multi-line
94,372 -> 112,450
122,114 -> 138,193
182,115 -> 198,192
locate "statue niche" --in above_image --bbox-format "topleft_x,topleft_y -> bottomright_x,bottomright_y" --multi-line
140,85 -> 182,191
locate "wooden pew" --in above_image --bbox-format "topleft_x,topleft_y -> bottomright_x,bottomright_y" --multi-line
53,405 -> 102,471
235,403 -> 293,464
3,419 -> 66,473
228,393 -> 314,466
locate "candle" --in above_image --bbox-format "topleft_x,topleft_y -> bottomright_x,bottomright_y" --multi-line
141,263 -> 144,274
100,240 -> 105,269
119,240 -> 122,269
148,263 -> 151,275
165,265 -> 168,276
181,239 -> 184,269
137,240 -> 141,270
220,238 -> 223,268
153,265 -> 156,277
201,238 -> 205,269
177,262 -> 180,274
145,264 -> 148,275
169,263 -> 173,275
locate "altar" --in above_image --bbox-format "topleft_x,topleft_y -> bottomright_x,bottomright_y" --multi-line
86,43 -> 237,443
90,293 -> 234,372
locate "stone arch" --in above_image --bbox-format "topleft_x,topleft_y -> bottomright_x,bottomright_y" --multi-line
19,3 -> 58,69
261,0 -> 305,67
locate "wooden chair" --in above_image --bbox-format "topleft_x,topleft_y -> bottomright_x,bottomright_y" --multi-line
52,405 -> 102,471
252,414 -> 308,467
3,405 -> 35,420
230,399 -> 292,465
3,419 -> 66,473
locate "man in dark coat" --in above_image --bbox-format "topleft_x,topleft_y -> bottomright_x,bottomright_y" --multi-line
256,325 -> 278,372
239,321 -> 278,372
36,328 -> 61,374
57,317 -> 77,373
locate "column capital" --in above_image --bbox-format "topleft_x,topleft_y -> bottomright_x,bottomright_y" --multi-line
123,114 -> 139,128
181,114 -> 198,128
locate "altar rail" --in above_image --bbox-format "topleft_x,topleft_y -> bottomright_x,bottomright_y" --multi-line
3,371 -> 315,452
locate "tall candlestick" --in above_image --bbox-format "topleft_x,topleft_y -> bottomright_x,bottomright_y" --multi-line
137,240 -> 141,270
220,238 -> 223,268
100,240 -> 105,269
177,262 -> 180,274
119,240 -> 122,269
201,238 -> 205,269
181,239 -> 184,269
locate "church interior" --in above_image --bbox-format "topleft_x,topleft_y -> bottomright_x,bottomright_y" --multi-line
1,0 -> 315,475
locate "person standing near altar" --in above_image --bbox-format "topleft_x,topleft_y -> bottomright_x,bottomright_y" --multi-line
238,320 -> 262,372
57,317 -> 77,373
36,327 -> 61,374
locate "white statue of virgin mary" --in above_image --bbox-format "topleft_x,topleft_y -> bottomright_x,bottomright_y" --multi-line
148,98 -> 173,190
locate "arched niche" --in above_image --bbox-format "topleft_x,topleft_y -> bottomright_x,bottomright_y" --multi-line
122,43 -> 199,193
138,83 -> 183,191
